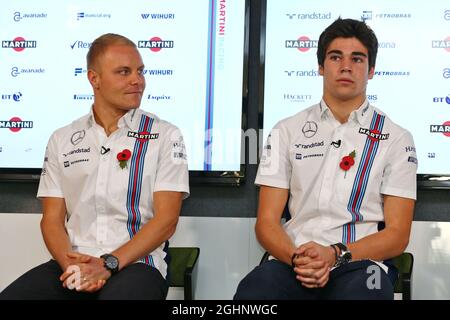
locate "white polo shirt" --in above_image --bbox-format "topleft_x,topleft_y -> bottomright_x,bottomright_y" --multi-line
37,108 -> 189,278
256,99 -> 417,250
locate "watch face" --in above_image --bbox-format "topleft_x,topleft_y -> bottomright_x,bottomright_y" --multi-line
106,256 -> 119,269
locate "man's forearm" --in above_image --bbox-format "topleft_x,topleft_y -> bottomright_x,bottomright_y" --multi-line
256,219 -> 296,266
40,219 -> 73,270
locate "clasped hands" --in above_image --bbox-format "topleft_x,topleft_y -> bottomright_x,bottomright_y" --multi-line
291,241 -> 335,289
59,252 -> 111,293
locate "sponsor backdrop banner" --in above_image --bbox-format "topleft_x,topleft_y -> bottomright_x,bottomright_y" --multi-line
263,0 -> 450,175
0,0 -> 245,171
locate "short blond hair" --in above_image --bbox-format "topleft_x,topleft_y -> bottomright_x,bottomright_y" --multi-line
87,33 -> 137,70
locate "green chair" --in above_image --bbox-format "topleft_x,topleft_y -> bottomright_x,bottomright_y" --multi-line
259,251 -> 414,300
168,247 -> 200,300
392,252 -> 414,300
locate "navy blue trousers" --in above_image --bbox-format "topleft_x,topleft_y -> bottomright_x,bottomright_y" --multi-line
0,259 -> 168,300
234,259 -> 394,300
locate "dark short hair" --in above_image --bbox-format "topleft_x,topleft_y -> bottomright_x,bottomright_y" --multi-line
86,33 -> 137,70
317,18 -> 378,70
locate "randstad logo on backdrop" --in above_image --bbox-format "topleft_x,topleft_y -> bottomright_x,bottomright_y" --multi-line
13,11 -> 47,22
284,70 -> 319,77
141,13 -> 175,20
285,12 -> 331,20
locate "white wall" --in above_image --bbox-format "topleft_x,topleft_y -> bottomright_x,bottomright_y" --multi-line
1,214 -> 450,299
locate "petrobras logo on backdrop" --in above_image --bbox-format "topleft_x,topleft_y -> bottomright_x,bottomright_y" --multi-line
70,40 -> 91,49
361,10 -> 411,21
432,37 -> 450,52
11,66 -> 45,77
13,11 -> 47,22
378,41 -> 396,49
284,70 -> 319,77
138,37 -> 174,52
0,117 -> 33,132
444,68 -> 450,79
430,121 -> 450,137
146,93 -> 172,102
2,37 -> 36,52
1,92 -> 23,102
361,11 -> 373,21
433,95 -> 450,104
141,13 -> 175,20
142,69 -> 174,76
283,93 -> 312,103
444,10 -> 450,20
374,70 -> 410,77
285,12 -> 331,20
76,12 -> 111,21
73,94 -> 94,101
74,68 -> 87,76
285,36 -> 318,52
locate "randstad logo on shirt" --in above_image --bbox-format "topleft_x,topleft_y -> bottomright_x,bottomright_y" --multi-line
63,147 -> 90,157
127,131 -> 159,140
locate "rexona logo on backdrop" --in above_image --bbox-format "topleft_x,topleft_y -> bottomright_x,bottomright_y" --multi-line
138,37 -> 174,52
0,117 -> 33,132
2,37 -> 36,52
285,36 -> 318,52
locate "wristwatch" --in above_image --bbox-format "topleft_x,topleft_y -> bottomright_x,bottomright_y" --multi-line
100,253 -> 119,275
332,243 -> 352,268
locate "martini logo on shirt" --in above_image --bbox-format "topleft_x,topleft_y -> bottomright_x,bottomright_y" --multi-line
127,131 -> 159,142
358,128 -> 390,141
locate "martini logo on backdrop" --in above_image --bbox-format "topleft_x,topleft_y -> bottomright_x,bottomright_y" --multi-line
0,117 -> 33,132
432,37 -> 450,52
138,37 -> 174,52
285,36 -> 318,52
2,37 -> 36,52
430,121 -> 450,137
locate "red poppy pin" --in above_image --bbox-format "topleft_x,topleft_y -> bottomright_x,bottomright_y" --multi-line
340,150 -> 356,178
117,149 -> 132,169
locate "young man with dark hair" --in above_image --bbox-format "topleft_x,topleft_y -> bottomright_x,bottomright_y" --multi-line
235,18 -> 417,300
1,33 -> 189,300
